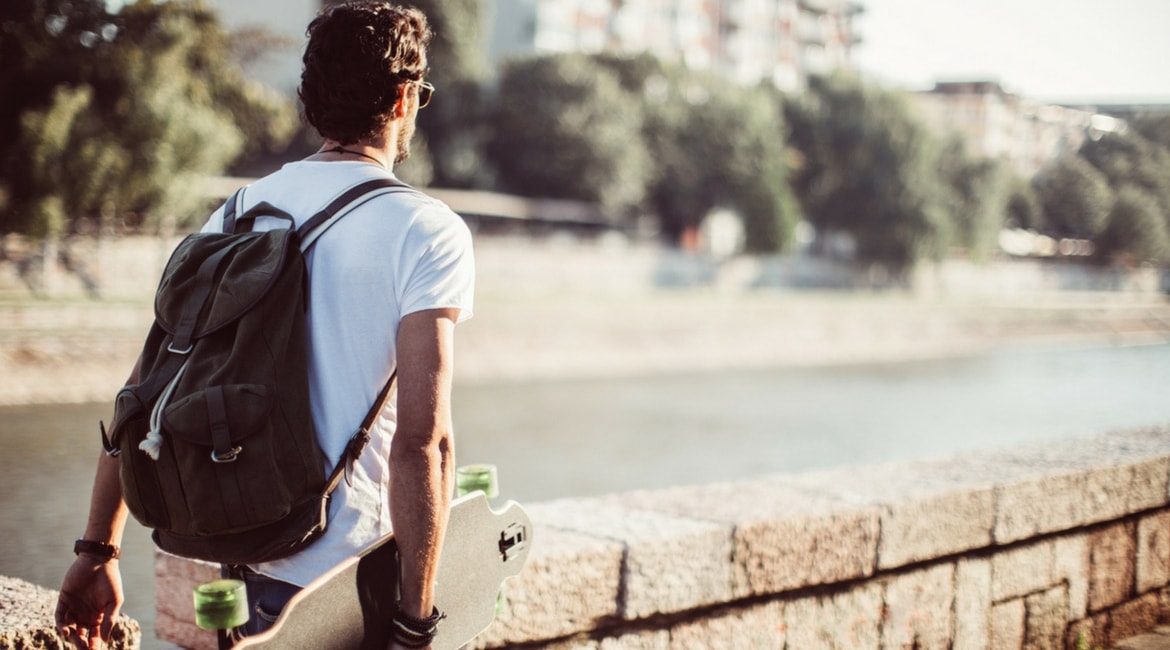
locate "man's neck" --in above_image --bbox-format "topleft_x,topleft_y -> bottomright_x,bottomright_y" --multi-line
314,133 -> 396,171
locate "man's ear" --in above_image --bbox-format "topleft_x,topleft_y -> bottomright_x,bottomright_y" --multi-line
391,89 -> 408,120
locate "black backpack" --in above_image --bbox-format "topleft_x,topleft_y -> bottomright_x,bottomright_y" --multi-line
103,178 -> 408,564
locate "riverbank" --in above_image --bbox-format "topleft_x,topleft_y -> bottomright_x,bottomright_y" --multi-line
3,288 -> 1170,406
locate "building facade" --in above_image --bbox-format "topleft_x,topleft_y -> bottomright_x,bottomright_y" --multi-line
913,81 -> 1126,177
488,0 -> 863,91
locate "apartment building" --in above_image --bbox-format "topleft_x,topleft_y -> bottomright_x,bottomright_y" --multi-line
913,81 -> 1126,177
489,0 -> 863,91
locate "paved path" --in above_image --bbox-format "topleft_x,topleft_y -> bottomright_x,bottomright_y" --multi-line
1115,626 -> 1170,649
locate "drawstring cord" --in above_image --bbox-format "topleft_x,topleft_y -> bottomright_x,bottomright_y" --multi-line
139,359 -> 189,460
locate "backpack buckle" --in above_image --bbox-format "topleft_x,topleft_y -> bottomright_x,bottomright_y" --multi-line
211,446 -> 243,463
167,341 -> 194,355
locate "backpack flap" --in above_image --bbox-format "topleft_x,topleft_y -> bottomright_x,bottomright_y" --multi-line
154,230 -> 296,346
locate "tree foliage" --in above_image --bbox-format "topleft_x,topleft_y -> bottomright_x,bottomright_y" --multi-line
1096,185 -> 1169,264
409,0 -> 489,187
1004,176 -> 1042,231
641,70 -> 796,251
1033,154 -> 1113,239
486,54 -> 649,214
0,0 -> 295,236
785,74 -> 952,273
938,137 -> 1008,260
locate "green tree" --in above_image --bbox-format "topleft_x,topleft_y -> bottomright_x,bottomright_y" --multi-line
1078,130 -> 1170,217
0,0 -> 295,236
641,69 -> 796,251
1033,155 -> 1113,239
408,0 -> 489,187
485,54 -> 648,214
938,137 -> 1008,260
1096,185 -> 1169,264
1004,176 -> 1043,230
785,74 -> 952,274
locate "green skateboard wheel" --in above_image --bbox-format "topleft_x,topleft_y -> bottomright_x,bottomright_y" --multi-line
193,579 -> 249,631
456,464 -> 499,499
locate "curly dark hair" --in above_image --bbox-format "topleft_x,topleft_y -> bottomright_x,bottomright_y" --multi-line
299,2 -> 432,145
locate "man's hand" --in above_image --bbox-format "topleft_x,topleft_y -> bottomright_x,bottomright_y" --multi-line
55,556 -> 124,649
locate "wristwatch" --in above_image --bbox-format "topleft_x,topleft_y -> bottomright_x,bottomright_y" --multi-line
74,539 -> 121,560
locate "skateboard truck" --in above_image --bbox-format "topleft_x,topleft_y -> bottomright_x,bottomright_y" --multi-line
499,523 -> 527,562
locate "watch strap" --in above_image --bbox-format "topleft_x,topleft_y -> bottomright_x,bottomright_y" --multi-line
74,539 -> 121,560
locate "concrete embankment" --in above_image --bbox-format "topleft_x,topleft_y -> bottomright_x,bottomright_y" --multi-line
153,424 -> 1170,649
3,235 -> 1170,406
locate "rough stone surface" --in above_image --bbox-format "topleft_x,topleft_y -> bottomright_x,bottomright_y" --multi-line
783,584 -> 882,650
992,540 -> 1055,601
990,598 -> 1026,650
772,457 -> 995,570
155,609 -> 215,650
1138,512 -> 1170,594
0,575 -> 141,650
1089,522 -> 1138,613
1023,584 -> 1067,650
474,527 -> 624,648
617,479 -> 879,597
1115,633 -> 1170,650
153,551 -> 221,647
544,630 -> 671,650
880,564 -> 954,650
1054,533 -> 1092,620
667,600 -> 784,649
1066,612 -> 1110,650
528,499 -> 734,619
1110,593 -> 1164,645
954,558 -> 992,650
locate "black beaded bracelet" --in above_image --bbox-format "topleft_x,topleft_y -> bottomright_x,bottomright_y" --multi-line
391,605 -> 445,647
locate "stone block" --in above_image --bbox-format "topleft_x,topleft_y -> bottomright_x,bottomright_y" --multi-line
1053,533 -> 1091,620
156,609 -> 216,650
616,478 -> 879,597
880,564 -> 954,650
991,540 -> 1055,601
990,598 -> 1025,650
953,558 -> 992,650
1088,521 -> 1137,613
782,583 -> 882,650
1116,633 -> 1170,650
473,527 -> 624,648
155,549 -> 220,583
0,575 -> 141,650
667,600 -> 784,650
1138,512 -> 1170,594
1110,593 -> 1163,646
528,499 -> 734,619
1065,612 -> 1109,650
1022,584 -> 1067,650
600,630 -> 670,650
774,457 -> 995,570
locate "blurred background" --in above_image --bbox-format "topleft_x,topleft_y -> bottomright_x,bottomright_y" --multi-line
2,0 -> 1170,646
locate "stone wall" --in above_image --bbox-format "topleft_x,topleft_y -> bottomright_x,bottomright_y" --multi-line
0,575 -> 140,649
154,425 -> 1170,649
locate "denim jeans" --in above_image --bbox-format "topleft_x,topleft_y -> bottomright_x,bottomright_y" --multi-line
220,564 -> 303,640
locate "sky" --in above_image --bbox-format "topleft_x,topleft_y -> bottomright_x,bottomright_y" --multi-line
853,0 -> 1170,103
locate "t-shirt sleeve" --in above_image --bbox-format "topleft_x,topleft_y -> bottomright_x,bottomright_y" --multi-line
200,204 -> 226,234
397,204 -> 476,323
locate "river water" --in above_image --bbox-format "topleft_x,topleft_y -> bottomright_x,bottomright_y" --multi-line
3,341 -> 1170,647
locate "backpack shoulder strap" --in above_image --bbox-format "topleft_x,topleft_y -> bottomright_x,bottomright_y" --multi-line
220,187 -> 246,234
323,369 -> 398,496
296,178 -> 412,252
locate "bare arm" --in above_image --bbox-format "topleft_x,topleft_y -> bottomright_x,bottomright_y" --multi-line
389,308 -> 459,620
56,360 -> 140,648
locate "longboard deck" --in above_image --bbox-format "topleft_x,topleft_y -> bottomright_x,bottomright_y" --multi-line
235,492 -> 531,650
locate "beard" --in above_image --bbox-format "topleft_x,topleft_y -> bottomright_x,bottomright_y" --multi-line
394,118 -> 416,164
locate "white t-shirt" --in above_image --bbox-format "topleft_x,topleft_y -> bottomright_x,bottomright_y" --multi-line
199,160 -> 475,586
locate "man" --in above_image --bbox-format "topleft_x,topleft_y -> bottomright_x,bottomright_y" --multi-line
55,3 -> 473,648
